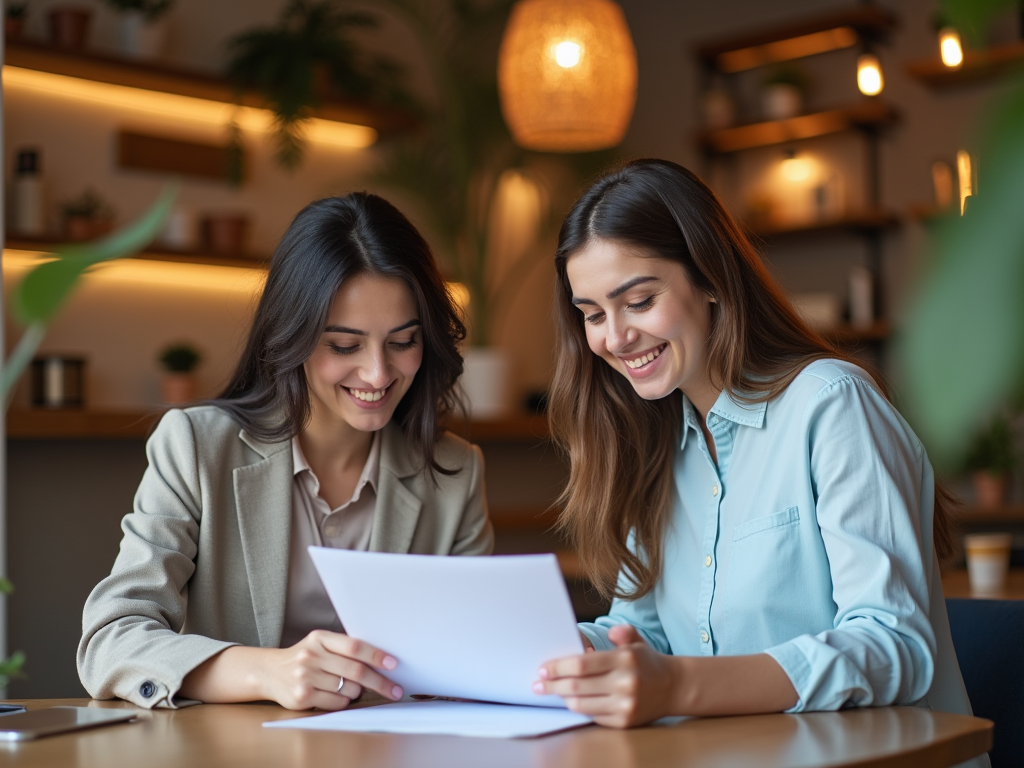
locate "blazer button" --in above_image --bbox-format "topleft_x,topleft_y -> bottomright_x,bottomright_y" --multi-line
139,681 -> 156,699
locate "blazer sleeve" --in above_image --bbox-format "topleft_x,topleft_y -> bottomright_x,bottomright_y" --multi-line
77,409 -> 238,709
449,443 -> 494,556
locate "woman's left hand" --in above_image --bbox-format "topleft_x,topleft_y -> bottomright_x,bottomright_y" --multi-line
533,623 -> 678,727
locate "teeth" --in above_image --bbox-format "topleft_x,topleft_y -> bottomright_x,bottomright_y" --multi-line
625,346 -> 663,369
349,388 -> 386,402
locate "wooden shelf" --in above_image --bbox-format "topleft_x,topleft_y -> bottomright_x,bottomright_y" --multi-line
443,413 -> 549,442
828,321 -> 890,345
954,504 -> 1024,526
696,5 -> 898,73
749,210 -> 901,239
942,567 -> 1024,599
698,101 -> 899,153
4,41 -> 416,135
906,41 -> 1024,88
6,407 -> 162,439
490,506 -> 559,532
6,407 -> 550,441
4,236 -> 268,270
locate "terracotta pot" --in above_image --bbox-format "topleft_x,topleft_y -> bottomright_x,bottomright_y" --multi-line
64,215 -> 113,242
201,214 -> 250,256
5,17 -> 25,42
972,470 -> 1011,510
48,6 -> 92,50
161,373 -> 197,404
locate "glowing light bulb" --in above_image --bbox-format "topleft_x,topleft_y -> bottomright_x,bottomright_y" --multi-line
857,53 -> 883,96
781,155 -> 813,182
553,41 -> 582,68
957,149 -> 973,215
939,28 -> 964,68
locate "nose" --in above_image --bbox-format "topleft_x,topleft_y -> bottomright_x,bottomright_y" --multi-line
605,314 -> 638,354
359,346 -> 391,389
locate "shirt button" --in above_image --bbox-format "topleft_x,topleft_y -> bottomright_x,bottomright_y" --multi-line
700,630 -> 710,644
324,523 -> 339,538
704,554 -> 712,567
139,681 -> 156,699
712,484 -> 719,496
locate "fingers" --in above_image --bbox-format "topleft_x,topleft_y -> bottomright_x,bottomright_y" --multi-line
326,656 -> 403,702
607,623 -> 644,647
533,673 -> 615,698
539,649 -> 623,681
314,630 -> 398,672
337,677 -> 363,701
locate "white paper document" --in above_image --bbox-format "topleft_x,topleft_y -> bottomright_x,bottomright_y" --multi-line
305,549 -> 584,708
264,700 -> 592,739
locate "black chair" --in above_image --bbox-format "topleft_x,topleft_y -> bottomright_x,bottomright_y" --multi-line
946,598 -> 1024,768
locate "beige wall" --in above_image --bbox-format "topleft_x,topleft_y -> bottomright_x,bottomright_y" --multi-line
4,0 -> 1010,410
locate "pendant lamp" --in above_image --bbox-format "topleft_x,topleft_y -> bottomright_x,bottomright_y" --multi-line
498,0 -> 637,152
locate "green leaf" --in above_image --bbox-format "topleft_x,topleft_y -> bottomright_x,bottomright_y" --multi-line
902,71 -> 1024,467
0,651 -> 26,684
941,0 -> 1017,46
12,186 -> 177,326
0,578 -> 12,595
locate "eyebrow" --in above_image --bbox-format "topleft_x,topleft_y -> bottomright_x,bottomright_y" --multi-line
571,276 -> 659,306
324,319 -> 421,335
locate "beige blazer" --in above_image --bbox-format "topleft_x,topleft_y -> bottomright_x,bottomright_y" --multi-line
77,406 -> 493,709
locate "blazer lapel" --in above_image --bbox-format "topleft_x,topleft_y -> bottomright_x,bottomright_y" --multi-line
369,423 -> 423,554
233,430 -> 293,649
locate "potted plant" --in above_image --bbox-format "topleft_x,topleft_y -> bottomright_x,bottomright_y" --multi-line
103,0 -> 174,60
5,1 -> 29,42
761,65 -> 808,121
158,343 -> 201,404
60,188 -> 115,242
225,0 -> 404,171
964,414 -> 1017,509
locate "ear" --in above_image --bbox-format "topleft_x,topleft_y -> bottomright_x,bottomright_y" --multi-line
707,293 -> 718,304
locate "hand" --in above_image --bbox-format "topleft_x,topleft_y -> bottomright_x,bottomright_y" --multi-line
534,624 -> 677,728
261,630 -> 403,711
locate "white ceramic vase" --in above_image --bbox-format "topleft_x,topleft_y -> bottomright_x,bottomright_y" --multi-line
118,11 -> 167,61
460,347 -> 511,420
761,83 -> 802,121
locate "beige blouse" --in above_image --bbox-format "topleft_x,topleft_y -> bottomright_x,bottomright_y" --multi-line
279,432 -> 380,648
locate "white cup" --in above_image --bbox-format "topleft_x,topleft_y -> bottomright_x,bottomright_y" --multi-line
964,533 -> 1013,596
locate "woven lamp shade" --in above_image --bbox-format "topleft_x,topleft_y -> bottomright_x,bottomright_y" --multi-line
498,0 -> 637,152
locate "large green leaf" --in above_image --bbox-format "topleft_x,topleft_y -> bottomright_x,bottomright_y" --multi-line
12,186 -> 177,325
902,70 -> 1024,467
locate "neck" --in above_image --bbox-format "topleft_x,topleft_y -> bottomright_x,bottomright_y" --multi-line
684,381 -> 722,423
298,401 -> 375,475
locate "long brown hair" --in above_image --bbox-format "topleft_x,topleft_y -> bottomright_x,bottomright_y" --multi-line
549,159 -> 953,600
214,192 -> 467,476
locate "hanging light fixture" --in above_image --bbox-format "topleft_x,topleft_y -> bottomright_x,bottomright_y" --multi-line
498,0 -> 637,152
939,27 -> 964,68
856,52 -> 884,96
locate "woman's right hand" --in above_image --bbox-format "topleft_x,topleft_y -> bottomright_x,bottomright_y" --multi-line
263,630 -> 403,710
181,630 -> 403,710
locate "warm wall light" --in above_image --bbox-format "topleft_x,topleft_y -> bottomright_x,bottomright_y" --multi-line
3,66 -> 378,150
957,150 -> 973,215
718,27 -> 858,73
939,27 -> 964,69
498,0 -> 637,152
780,151 -> 815,183
856,53 -> 884,95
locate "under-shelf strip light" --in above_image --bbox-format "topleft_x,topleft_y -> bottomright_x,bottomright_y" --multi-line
3,66 -> 378,150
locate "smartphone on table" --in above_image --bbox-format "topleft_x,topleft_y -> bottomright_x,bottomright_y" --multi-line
0,706 -> 137,740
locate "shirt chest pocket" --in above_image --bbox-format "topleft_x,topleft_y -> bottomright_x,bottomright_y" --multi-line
719,506 -> 805,650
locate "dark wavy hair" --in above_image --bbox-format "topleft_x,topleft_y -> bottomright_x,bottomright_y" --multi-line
213,192 -> 467,475
549,159 -> 953,599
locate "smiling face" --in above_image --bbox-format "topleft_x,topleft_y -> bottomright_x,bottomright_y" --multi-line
303,274 -> 423,436
565,238 -> 719,409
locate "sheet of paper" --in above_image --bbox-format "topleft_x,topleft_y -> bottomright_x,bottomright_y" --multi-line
307,549 -> 583,707
264,700 -> 592,739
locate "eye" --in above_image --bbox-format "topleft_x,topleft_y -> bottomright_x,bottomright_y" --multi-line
389,338 -> 419,351
328,342 -> 358,355
627,296 -> 655,312
583,311 -> 605,325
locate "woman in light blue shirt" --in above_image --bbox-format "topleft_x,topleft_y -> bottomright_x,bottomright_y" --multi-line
534,160 -> 976,738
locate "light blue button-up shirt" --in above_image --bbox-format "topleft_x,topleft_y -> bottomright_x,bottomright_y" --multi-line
579,359 -> 976,724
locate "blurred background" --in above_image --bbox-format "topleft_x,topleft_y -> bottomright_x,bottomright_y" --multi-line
3,0 -> 1023,697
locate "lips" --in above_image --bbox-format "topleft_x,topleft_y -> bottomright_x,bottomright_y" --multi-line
343,383 -> 393,409
622,343 -> 666,370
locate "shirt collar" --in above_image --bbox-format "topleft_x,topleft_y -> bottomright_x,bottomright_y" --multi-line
291,431 -> 381,495
680,390 -> 767,450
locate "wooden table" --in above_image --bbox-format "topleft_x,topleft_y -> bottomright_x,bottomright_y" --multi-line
942,567 -> 1024,599
0,699 -> 991,768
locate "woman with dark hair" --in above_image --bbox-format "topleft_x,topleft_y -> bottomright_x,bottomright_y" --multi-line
79,193 -> 493,710
532,159 -> 977,735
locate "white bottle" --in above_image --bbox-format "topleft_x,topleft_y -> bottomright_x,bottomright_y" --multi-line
849,267 -> 874,330
12,148 -> 45,237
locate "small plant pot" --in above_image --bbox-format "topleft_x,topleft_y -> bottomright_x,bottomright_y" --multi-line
972,471 -> 1011,510
161,373 -> 197,405
201,213 -> 250,256
5,17 -> 25,42
761,83 -> 803,121
47,6 -> 92,50
118,11 -> 168,60
64,215 -> 113,242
